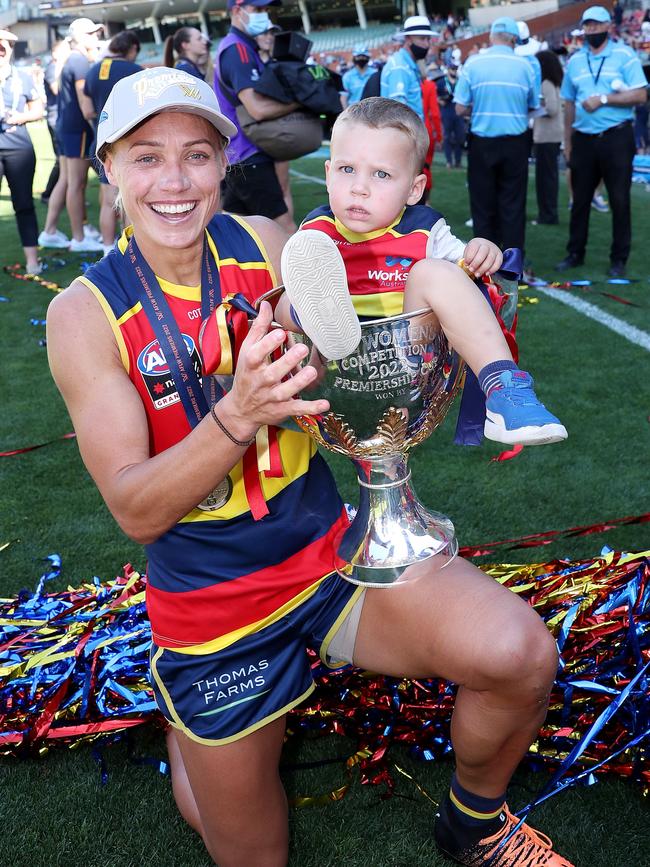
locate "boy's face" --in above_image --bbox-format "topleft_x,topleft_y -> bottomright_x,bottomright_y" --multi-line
325,121 -> 426,235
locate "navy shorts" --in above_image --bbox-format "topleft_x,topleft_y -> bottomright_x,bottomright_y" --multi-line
58,129 -> 92,159
150,573 -> 364,745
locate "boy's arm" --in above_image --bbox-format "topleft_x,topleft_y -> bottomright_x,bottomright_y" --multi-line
426,219 -> 503,277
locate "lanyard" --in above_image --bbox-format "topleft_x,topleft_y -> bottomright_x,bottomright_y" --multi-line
0,68 -> 22,119
586,54 -> 606,87
123,233 -> 221,428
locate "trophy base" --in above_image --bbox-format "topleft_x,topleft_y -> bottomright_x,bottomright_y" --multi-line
333,456 -> 459,588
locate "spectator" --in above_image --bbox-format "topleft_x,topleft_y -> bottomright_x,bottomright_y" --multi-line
556,5 -> 647,276
213,0 -> 299,234
254,25 -> 294,224
81,30 -> 142,254
421,69 -> 442,202
454,17 -> 538,255
380,15 -> 436,118
55,17 -> 104,253
532,50 -> 564,225
342,44 -> 377,105
163,26 -> 210,81
0,28 -> 44,273
41,39 -> 70,204
435,58 -> 466,168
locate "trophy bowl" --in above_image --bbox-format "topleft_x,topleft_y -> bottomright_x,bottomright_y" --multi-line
290,308 -> 465,588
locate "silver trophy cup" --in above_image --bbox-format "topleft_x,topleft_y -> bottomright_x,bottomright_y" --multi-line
290,308 -> 465,588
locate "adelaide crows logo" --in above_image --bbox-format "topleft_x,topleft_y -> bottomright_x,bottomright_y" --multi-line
137,335 -> 202,410
385,255 -> 414,268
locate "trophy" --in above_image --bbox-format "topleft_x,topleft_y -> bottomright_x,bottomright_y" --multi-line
290,308 -> 465,588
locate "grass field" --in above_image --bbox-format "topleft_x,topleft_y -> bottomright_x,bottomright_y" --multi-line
1,121 -> 649,867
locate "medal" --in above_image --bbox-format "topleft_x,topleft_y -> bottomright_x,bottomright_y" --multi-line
197,475 -> 232,511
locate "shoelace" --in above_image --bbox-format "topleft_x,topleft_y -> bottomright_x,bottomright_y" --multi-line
485,811 -> 557,867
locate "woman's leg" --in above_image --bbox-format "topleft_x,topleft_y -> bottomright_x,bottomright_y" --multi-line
3,146 -> 39,270
99,182 -> 118,247
274,161 -> 294,223
43,155 -> 68,235
172,715 -> 289,867
66,157 -> 90,241
352,555 -> 558,799
402,258 -> 513,375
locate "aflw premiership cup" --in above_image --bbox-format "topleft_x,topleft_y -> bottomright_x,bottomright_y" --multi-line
292,309 -> 465,587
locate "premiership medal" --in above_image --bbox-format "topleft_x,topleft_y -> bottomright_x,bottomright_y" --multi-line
197,476 -> 232,511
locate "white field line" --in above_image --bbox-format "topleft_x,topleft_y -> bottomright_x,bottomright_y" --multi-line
534,286 -> 650,352
289,168 -> 327,186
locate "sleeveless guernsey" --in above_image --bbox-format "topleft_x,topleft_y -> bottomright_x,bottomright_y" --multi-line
80,213 -> 348,655
301,204 -> 449,319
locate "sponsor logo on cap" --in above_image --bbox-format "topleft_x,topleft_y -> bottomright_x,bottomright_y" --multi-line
133,71 -> 202,106
98,109 -> 108,124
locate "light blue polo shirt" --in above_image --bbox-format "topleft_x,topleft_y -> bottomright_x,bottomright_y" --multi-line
342,65 -> 378,105
380,47 -> 424,118
561,39 -> 647,134
453,45 -> 538,137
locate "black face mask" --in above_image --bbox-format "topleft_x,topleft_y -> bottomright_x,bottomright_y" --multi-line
585,31 -> 608,48
410,44 -> 429,60
354,57 -> 369,68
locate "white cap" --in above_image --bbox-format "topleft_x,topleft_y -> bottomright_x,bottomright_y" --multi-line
515,36 -> 542,56
0,29 -> 18,42
517,21 -> 530,42
96,67 -> 237,158
67,18 -> 102,40
399,15 -> 437,38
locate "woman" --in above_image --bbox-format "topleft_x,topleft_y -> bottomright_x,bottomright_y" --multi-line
47,67 -> 569,867
163,26 -> 209,80
436,58 -> 466,169
533,50 -> 564,225
0,29 -> 43,273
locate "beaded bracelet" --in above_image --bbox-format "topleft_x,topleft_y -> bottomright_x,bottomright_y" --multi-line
210,403 -> 256,447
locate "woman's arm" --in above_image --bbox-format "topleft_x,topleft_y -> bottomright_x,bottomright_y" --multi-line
47,282 -> 327,544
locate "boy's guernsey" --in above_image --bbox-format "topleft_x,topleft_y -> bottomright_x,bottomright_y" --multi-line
79,213 -> 348,655
301,203 -> 466,319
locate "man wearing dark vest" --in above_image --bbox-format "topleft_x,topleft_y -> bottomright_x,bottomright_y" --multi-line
214,0 -> 299,232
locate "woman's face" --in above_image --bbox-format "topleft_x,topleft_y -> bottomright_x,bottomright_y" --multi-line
182,28 -> 208,64
104,112 -> 226,252
0,38 -> 14,68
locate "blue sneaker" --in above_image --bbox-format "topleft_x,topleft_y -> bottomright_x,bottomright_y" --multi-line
484,370 -> 568,446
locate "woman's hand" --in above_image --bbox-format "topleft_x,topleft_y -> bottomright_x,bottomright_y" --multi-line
218,301 -> 330,440
462,238 -> 503,278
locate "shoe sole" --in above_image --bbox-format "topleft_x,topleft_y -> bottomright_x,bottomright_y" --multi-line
484,414 -> 568,446
281,229 -> 361,361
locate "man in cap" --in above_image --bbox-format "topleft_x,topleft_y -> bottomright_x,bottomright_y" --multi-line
342,43 -> 377,106
557,5 -> 647,277
454,17 -> 538,256
55,17 -> 104,253
380,15 -> 436,119
214,0 -> 300,233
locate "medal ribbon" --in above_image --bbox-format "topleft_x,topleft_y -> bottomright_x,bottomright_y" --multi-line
122,235 -> 271,520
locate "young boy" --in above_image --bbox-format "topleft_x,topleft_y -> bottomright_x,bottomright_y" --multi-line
277,97 -> 567,447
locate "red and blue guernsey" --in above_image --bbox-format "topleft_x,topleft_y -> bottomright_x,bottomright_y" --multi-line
301,203 -> 466,319
80,213 -> 348,656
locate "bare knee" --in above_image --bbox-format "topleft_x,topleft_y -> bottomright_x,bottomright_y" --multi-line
484,616 -> 558,704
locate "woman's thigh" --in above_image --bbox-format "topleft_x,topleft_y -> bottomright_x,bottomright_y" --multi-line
352,555 -> 550,689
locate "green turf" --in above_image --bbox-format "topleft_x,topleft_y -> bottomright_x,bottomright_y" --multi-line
1,122 -> 649,866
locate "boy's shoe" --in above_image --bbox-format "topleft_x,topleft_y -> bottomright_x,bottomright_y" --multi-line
69,236 -> 104,253
434,805 -> 574,866
484,370 -> 567,446
38,229 -> 69,249
281,229 -> 361,361
591,193 -> 609,213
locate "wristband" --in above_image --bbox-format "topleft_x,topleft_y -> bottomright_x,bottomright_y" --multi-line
210,403 -> 256,447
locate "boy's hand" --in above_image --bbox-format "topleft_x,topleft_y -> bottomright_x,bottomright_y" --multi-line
462,238 -> 503,278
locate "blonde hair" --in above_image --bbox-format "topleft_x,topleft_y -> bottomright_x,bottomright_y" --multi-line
332,97 -> 430,171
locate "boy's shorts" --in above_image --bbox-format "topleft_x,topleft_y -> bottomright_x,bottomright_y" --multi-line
150,573 -> 365,745
58,129 -> 92,159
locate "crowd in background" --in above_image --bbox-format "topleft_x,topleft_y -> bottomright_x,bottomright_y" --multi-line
1,4 -> 649,276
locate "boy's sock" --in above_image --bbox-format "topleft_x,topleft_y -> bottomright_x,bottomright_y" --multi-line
437,774 -> 507,847
477,360 -> 518,398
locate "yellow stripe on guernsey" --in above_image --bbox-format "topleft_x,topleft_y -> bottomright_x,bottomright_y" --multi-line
227,213 -> 278,286
352,290 -> 404,319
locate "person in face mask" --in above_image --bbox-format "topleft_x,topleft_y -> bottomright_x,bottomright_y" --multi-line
380,15 -> 436,119
214,0 -> 300,233
556,5 -> 648,277
342,43 -> 377,106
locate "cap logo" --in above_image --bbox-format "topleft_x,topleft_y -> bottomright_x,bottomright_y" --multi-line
98,109 -> 108,124
132,71 -> 201,105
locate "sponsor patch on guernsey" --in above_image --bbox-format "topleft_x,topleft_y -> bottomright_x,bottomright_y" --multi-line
137,334 -> 203,410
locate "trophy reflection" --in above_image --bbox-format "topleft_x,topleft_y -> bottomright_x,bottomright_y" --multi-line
292,308 -> 465,588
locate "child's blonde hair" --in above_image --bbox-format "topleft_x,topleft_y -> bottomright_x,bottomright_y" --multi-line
332,97 -> 430,172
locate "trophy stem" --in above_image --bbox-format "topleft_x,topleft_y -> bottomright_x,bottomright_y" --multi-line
334,453 -> 458,587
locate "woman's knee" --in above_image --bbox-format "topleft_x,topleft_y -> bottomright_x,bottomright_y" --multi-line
484,614 -> 558,701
